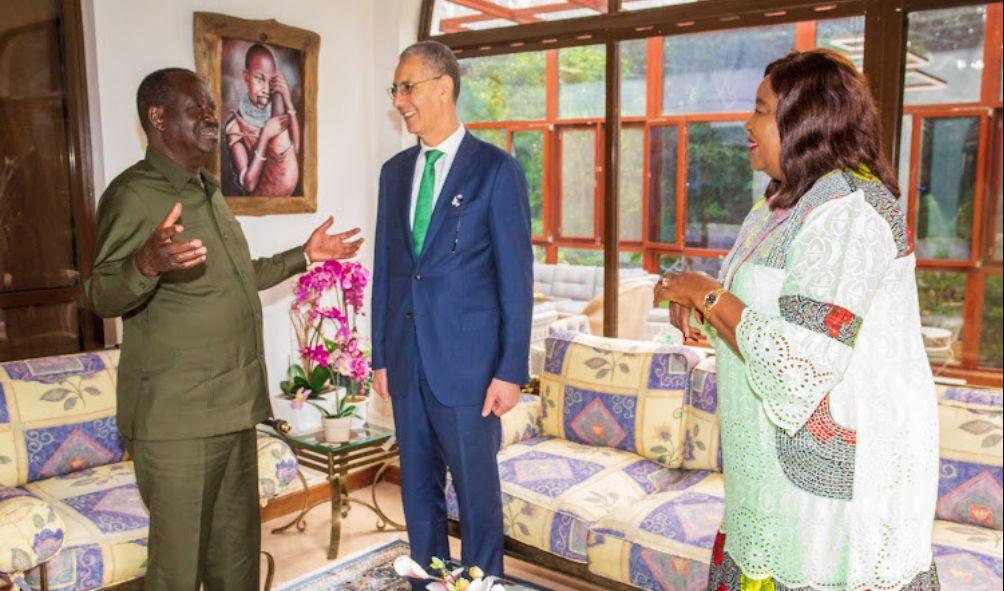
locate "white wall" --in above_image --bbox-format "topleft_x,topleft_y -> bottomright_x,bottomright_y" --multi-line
82,0 -> 420,403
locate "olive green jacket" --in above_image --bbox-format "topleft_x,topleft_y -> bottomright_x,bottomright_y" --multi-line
85,148 -> 306,441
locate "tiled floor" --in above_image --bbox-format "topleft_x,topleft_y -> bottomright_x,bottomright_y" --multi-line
261,480 -> 607,591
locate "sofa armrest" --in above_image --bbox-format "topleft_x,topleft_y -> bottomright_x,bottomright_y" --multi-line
255,430 -> 302,507
0,485 -> 65,583
501,394 -> 544,449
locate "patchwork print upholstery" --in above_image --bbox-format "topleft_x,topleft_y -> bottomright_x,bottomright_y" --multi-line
0,351 -> 123,488
500,394 -> 543,449
0,485 -> 66,580
931,520 -> 1003,591
586,473 -> 724,591
540,332 -> 704,467
936,386 -> 1003,530
256,431 -> 299,507
681,357 -> 721,472
448,437 -> 688,562
21,462 -> 147,591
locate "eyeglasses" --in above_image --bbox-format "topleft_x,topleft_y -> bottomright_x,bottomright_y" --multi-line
387,75 -> 443,98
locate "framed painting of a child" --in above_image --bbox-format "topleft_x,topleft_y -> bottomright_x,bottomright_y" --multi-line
194,12 -> 318,215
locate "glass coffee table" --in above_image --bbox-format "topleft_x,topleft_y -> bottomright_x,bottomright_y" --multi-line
264,422 -> 404,559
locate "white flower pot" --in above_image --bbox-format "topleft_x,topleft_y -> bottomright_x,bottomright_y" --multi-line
274,387 -> 347,435
346,396 -> 369,429
321,416 -> 353,443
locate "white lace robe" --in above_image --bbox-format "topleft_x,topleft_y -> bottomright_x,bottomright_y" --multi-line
713,170 -> 940,590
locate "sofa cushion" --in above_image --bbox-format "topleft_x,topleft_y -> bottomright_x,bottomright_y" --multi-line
256,431 -> 299,506
551,264 -> 601,302
501,395 -> 543,449
447,437 -> 689,563
0,485 -> 65,578
22,461 -> 147,591
931,520 -> 1003,591
936,386 -> 1003,530
585,472 -> 723,591
0,351 -> 123,487
540,332 -> 704,468
681,357 -> 722,472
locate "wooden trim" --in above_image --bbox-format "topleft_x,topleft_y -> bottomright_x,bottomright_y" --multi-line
419,0 -> 435,39
863,0 -> 906,165
603,39 -> 621,337
0,287 -> 82,309
960,270 -> 985,367
61,0 -> 102,352
436,0 -> 865,58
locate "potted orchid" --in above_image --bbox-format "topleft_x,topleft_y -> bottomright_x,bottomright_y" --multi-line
278,260 -> 371,442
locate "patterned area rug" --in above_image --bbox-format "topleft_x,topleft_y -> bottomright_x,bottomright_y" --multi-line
276,539 -> 552,591
277,539 -> 412,591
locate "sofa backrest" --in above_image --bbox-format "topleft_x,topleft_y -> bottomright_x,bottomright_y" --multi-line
540,331 -> 705,468
0,350 -> 124,487
935,386 -> 1003,530
681,356 -> 721,471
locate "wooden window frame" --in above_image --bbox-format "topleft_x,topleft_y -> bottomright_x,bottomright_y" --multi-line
423,0 -> 1004,384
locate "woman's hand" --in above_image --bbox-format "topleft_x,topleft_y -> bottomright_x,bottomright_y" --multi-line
653,271 -> 724,344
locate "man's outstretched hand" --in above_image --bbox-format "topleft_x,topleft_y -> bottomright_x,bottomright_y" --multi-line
482,378 -> 521,418
135,202 -> 207,277
304,216 -> 363,262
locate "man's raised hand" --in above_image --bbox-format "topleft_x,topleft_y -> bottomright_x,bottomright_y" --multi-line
134,203 -> 207,277
304,216 -> 363,262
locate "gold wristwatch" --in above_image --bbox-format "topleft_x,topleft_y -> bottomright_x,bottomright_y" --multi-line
702,287 -> 728,318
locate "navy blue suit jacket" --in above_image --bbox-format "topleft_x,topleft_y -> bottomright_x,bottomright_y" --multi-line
371,131 -> 533,407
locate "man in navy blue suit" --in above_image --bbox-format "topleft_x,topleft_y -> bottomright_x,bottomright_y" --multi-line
370,41 -> 533,583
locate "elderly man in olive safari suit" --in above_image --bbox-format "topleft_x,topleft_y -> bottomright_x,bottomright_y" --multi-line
85,67 -> 361,591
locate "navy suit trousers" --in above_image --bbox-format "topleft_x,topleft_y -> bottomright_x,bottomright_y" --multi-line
391,361 -> 504,586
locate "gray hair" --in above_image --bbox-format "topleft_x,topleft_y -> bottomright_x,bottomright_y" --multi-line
400,41 -> 460,102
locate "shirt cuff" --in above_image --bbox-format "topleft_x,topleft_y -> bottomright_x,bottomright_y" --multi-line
122,254 -> 159,297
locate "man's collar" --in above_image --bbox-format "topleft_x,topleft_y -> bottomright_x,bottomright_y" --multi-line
145,147 -> 209,194
419,124 -> 465,158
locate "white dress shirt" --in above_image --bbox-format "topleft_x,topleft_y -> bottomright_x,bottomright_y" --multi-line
409,124 -> 466,229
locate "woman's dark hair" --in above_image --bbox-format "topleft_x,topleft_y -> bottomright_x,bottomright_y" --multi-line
764,49 -> 899,209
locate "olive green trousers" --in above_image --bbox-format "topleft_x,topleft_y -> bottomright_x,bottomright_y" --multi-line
130,429 -> 259,591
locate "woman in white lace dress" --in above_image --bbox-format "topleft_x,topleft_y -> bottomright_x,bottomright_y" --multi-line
654,49 -> 940,591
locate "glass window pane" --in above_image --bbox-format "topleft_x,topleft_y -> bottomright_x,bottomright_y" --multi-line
993,114 -> 1003,262
905,6 -> 986,106
916,117 -> 978,260
459,53 -> 546,122
559,41 -> 649,118
532,245 -> 546,262
648,125 -> 678,244
619,127 -> 644,242
557,247 -> 603,266
663,25 -> 795,114
559,45 -> 604,119
512,130 -> 544,237
0,0 -> 78,293
0,302 -> 80,361
816,17 -> 865,69
980,274 -> 1002,369
620,251 -> 643,269
621,39 -> 647,117
916,269 -> 966,366
470,127 -> 507,149
897,115 -> 913,214
431,0 -> 607,35
560,128 -> 596,238
686,121 -> 768,249
648,125 -> 679,244
657,254 -> 725,280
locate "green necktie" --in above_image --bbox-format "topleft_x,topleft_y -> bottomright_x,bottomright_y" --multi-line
412,149 -> 444,257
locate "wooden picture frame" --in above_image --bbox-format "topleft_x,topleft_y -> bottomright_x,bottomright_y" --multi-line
194,12 -> 319,215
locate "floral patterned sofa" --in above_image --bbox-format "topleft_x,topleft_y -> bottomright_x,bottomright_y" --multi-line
0,350 -> 299,591
447,331 -> 1003,591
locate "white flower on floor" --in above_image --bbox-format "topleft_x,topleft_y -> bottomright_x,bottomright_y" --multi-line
393,555 -> 505,591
